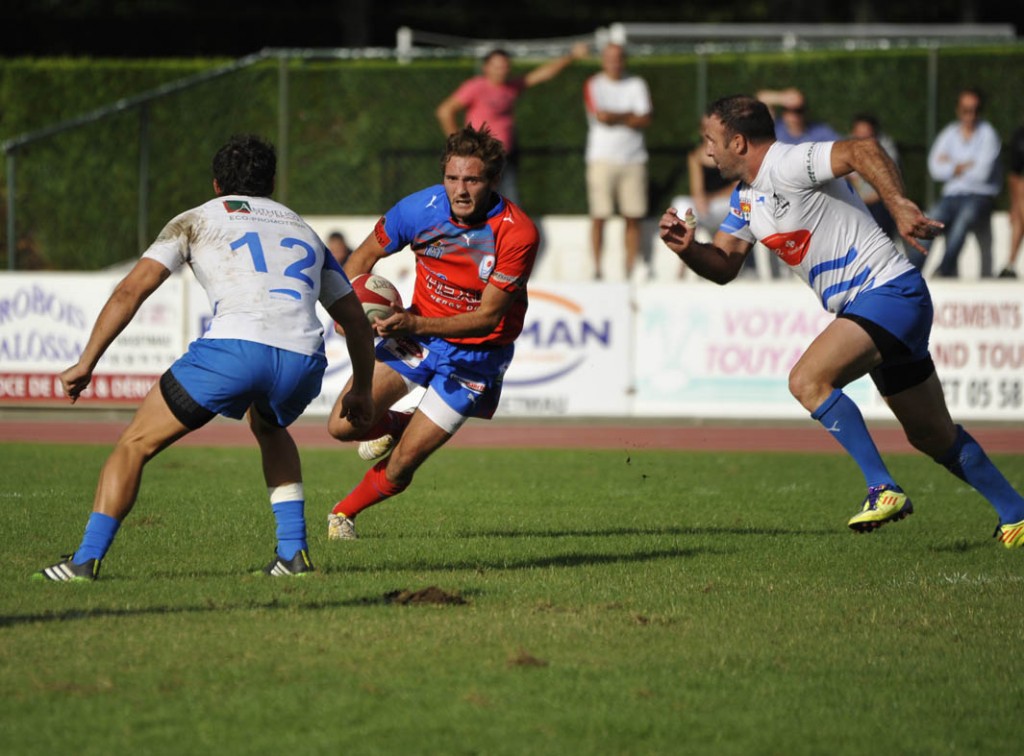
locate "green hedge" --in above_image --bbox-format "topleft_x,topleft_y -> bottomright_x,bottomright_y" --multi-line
3,46 -> 1023,269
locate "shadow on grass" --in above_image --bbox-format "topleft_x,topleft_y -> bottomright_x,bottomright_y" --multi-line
451,525 -> 836,539
8,544 -> 713,626
321,544 -> 712,575
0,589 -> 485,628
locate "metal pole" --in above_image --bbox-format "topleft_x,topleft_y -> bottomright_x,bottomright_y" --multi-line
925,44 -> 939,209
696,49 -> 708,122
6,150 -> 15,270
277,54 -> 289,204
138,103 -> 150,254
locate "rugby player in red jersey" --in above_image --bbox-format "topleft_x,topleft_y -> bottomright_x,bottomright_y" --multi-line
325,125 -> 539,540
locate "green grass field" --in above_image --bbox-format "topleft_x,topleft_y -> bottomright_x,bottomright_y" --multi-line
2,441 -> 1023,755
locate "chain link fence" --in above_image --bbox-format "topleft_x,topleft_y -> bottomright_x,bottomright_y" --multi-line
3,28 -> 1022,271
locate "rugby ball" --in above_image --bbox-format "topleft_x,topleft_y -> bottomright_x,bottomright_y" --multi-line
350,273 -> 402,323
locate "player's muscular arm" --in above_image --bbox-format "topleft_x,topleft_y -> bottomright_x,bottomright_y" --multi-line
377,283 -> 516,339
658,207 -> 749,284
61,258 -> 170,401
831,138 -> 943,253
343,233 -> 388,279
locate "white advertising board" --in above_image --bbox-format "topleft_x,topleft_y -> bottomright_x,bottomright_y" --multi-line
0,272 -> 184,404
632,281 -> 1024,421
3,271 -> 1022,422
497,283 -> 632,417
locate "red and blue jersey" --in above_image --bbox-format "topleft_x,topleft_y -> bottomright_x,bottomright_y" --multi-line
372,185 -> 538,346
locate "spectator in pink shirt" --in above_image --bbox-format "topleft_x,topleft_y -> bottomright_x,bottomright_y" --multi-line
436,42 -> 588,204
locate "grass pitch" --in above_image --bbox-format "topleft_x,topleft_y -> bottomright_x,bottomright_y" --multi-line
2,441 -> 1023,755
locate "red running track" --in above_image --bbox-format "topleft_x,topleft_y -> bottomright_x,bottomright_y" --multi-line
2,415 -> 1023,454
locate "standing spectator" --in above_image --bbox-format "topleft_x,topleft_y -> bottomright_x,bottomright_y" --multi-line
1001,123 -> 1024,279
35,135 -> 377,581
756,87 -> 841,145
326,229 -> 352,268
584,43 -> 653,280
848,113 -> 901,242
659,95 -> 1024,547
323,126 -> 539,542
435,42 -> 589,205
907,87 -> 1002,278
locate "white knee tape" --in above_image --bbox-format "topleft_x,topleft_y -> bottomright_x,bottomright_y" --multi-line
268,482 -> 304,504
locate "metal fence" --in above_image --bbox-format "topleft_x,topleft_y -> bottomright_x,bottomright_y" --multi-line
3,23 -> 1020,271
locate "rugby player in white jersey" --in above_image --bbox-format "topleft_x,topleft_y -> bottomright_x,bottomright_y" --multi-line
36,135 -> 376,581
659,95 -> 1024,548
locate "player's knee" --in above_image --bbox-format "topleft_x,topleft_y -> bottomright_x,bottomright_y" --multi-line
327,414 -> 358,441
787,368 -> 834,413
787,367 -> 814,404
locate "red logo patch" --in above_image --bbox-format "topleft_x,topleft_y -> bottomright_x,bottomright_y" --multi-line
373,217 -> 391,249
761,230 -> 811,266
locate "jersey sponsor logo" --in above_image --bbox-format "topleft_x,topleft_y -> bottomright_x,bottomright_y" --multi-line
382,336 -> 426,367
762,229 -> 811,266
422,241 -> 446,260
804,144 -> 818,183
425,193 -> 441,209
452,373 -> 486,394
770,193 -> 791,219
223,200 -> 252,214
478,255 -> 496,281
373,218 -> 392,249
490,270 -> 519,286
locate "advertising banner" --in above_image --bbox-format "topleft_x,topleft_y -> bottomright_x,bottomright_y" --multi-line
0,272 -> 184,404
3,272 -> 1021,422
498,283 -> 632,416
632,281 -> 1024,421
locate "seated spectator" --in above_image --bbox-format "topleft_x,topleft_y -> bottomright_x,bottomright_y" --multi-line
906,87 -> 1002,278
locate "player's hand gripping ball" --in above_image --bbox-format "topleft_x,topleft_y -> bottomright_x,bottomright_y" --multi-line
350,273 -> 402,323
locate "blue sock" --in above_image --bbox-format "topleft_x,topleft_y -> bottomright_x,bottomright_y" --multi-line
811,389 -> 893,489
271,500 -> 307,560
936,426 -> 1024,524
73,512 -> 120,564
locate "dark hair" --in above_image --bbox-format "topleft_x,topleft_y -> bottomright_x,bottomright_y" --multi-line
707,95 -> 776,143
212,134 -> 276,197
483,48 -> 511,64
441,125 -> 506,182
851,113 -> 880,132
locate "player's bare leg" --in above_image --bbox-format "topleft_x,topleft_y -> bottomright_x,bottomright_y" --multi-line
37,384 -> 190,580
886,371 -> 1024,544
92,384 -> 191,521
327,361 -> 408,443
789,319 -> 912,530
248,407 -> 315,574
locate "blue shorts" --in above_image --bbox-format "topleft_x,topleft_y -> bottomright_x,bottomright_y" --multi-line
840,271 -> 935,395
169,338 -> 326,427
376,335 -> 513,420
841,270 -> 932,362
